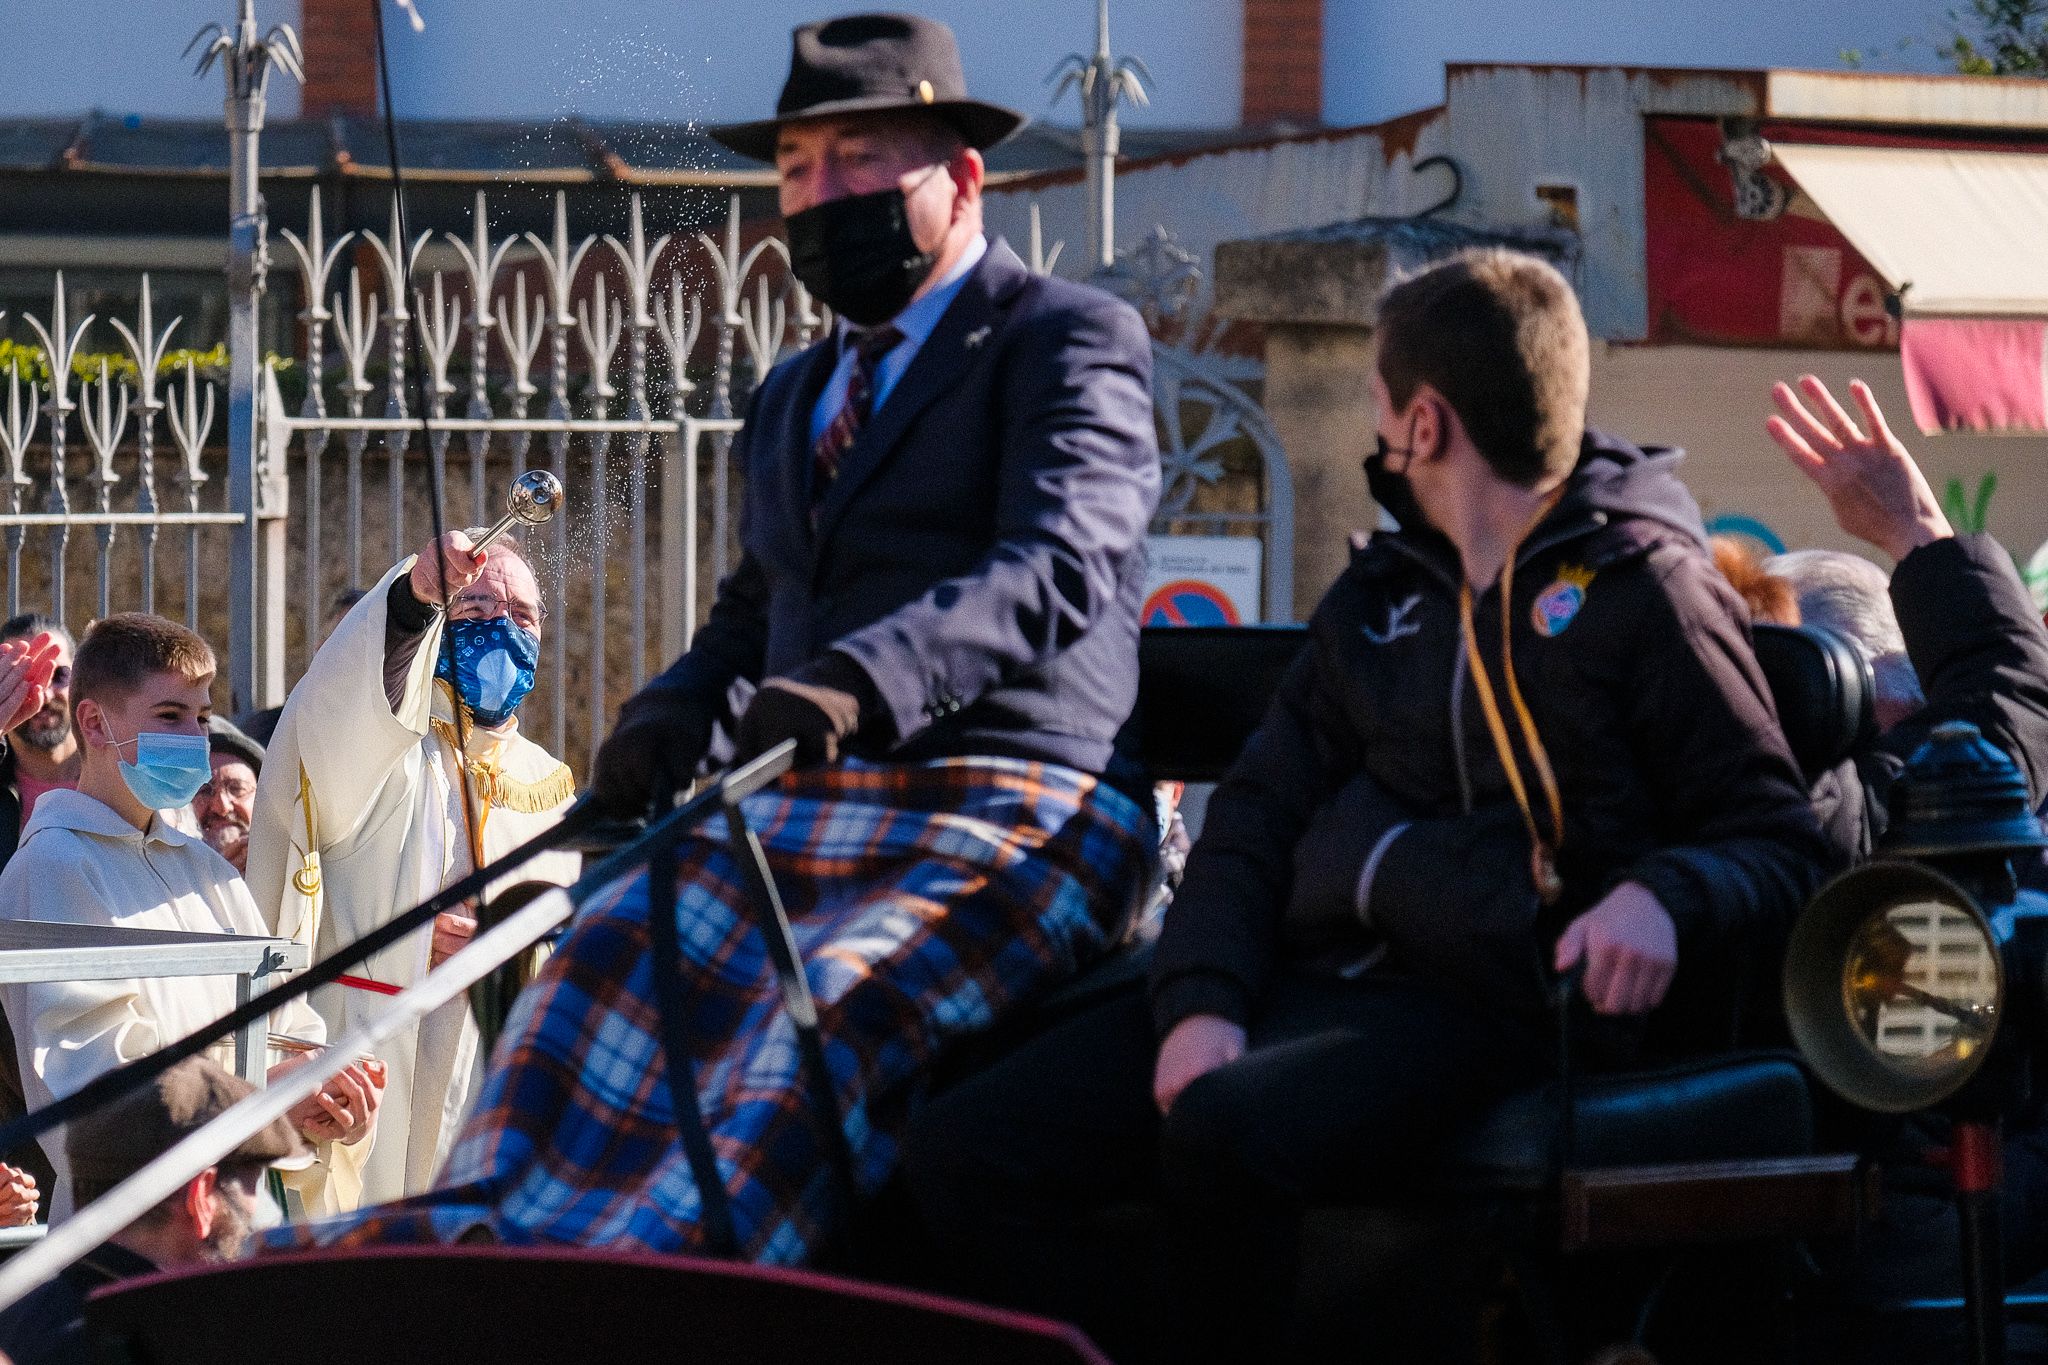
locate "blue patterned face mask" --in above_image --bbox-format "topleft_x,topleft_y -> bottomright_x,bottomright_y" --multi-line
437,615 -> 539,727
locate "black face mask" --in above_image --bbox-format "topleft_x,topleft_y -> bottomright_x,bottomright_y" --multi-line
784,187 -> 938,327
1364,436 -> 1429,533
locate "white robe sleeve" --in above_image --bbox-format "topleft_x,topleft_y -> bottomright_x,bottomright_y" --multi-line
246,557 -> 445,945
0,840 -> 162,1105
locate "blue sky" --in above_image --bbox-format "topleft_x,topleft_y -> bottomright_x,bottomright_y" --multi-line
2,0 -> 1959,129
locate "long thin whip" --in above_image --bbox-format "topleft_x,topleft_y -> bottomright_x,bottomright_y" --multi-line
371,0 -> 484,868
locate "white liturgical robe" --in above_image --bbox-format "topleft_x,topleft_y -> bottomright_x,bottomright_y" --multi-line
246,558 -> 579,1206
0,788 -> 359,1220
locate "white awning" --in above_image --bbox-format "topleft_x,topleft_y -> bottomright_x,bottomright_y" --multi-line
1771,142 -> 2048,317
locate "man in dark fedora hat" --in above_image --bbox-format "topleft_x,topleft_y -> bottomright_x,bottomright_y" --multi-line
276,14 -> 1160,1266
596,12 -> 1158,788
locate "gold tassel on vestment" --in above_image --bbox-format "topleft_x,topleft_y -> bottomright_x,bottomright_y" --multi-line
428,682 -> 577,815
429,717 -> 576,813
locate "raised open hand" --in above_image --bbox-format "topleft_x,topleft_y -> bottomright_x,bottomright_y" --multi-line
0,632 -> 60,736
1765,375 -> 1953,562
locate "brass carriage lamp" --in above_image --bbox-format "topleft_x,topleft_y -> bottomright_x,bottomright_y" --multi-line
1784,720 -> 2048,1365
1786,721 -> 2048,1115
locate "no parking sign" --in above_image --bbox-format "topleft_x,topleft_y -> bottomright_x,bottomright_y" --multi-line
1143,536 -> 1262,627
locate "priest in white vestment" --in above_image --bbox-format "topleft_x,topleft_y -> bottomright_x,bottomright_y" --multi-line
247,531 -> 580,1205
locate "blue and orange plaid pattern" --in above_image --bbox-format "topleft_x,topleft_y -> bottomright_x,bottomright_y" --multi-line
274,755 -> 1151,1263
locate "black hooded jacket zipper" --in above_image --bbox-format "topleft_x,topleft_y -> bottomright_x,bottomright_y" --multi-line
1373,511 -> 1606,813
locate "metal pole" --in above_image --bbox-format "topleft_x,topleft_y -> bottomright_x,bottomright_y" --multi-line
1082,131 -> 1114,273
1085,0 -> 1115,271
231,971 -> 262,1085
1051,0 -> 1148,275
209,0 -> 298,714
223,4 -> 264,714
1954,1119 -> 2007,1365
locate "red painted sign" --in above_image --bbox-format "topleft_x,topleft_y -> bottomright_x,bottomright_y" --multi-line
1644,117 -> 1896,349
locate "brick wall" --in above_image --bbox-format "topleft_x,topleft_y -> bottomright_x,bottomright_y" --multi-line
1242,0 -> 1323,126
298,0 -> 379,118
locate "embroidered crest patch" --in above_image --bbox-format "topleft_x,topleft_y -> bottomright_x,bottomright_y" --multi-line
1532,565 -> 1594,638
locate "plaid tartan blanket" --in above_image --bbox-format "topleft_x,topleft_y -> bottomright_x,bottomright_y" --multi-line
272,756 -> 1150,1263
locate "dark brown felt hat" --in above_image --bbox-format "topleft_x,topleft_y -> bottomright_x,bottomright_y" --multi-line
68,1055 -> 312,1188
709,13 -> 1027,163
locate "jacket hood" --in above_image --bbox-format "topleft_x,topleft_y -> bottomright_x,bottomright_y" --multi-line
1361,429 -> 1707,581
1553,429 -> 1707,549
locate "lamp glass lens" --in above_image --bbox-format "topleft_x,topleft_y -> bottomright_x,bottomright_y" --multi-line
1842,899 -> 2000,1079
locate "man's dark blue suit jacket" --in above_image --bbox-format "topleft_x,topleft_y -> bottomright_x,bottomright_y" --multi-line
635,237 -> 1160,778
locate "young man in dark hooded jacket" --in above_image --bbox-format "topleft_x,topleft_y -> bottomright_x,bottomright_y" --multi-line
900,249 -> 1832,1363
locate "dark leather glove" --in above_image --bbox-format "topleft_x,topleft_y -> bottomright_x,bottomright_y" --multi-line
591,692 -> 712,817
731,652 -> 881,770
733,677 -> 861,769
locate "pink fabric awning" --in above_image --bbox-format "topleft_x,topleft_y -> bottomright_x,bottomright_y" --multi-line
1772,143 -> 2048,434
1901,317 -> 2048,435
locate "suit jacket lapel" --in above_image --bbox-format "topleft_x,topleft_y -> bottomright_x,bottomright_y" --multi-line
775,339 -> 839,543
813,240 -> 1031,545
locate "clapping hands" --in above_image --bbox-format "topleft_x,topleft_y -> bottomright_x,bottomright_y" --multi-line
0,632 -> 60,736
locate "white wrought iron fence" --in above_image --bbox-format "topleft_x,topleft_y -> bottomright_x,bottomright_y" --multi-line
265,185 -> 828,766
0,284 -> 242,630
0,191 -> 1293,770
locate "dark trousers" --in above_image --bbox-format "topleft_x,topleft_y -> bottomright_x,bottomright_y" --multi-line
900,964 -> 1553,1364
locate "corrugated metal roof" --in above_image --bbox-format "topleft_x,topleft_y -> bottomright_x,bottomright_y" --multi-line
0,119 -> 81,169
330,118 -> 599,175
0,112 -> 1259,188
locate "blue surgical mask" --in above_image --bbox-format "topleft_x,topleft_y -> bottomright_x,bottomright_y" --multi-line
436,615 -> 539,728
112,731 -> 213,811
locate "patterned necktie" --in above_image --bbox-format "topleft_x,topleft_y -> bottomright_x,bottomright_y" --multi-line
812,324 -> 904,496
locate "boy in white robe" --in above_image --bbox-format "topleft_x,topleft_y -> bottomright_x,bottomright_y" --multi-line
0,614 -> 383,1219
246,532 -> 578,1205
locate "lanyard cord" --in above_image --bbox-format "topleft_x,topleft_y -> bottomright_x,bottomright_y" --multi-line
1457,493 -> 1567,906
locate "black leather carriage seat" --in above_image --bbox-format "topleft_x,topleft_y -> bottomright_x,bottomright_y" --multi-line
1445,1051 -> 1817,1195
1133,621 -> 1875,788
87,1246 -> 1113,1365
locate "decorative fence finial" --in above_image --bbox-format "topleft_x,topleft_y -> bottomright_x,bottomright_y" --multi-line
1049,0 -> 1151,272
